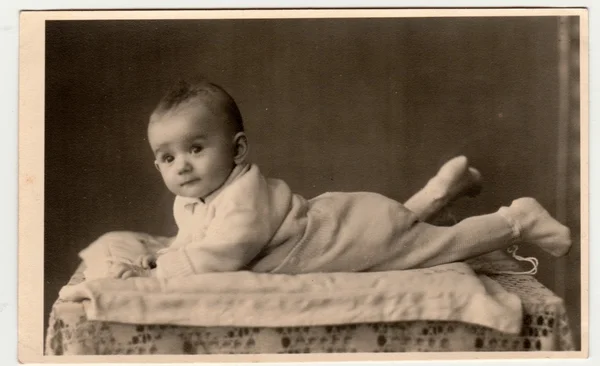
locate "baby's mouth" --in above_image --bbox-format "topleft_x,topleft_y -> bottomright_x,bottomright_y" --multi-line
180,178 -> 200,187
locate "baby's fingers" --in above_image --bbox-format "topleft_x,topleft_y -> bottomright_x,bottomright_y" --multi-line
141,256 -> 152,269
121,270 -> 135,279
109,264 -> 133,279
132,255 -> 143,267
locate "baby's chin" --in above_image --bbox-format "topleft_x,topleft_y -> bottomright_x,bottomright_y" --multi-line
174,191 -> 205,199
170,186 -> 213,200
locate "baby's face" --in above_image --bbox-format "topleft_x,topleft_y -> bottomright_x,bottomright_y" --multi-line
148,102 -> 236,199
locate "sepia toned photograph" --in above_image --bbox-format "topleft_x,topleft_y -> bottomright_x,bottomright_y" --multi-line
18,8 -> 588,363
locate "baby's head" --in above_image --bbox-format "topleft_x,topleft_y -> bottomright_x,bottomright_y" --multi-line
148,79 -> 248,199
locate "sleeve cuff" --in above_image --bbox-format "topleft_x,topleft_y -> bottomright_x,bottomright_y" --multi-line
155,250 -> 196,278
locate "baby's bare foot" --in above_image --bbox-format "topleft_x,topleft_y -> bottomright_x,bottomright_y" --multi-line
501,198 -> 572,257
427,156 -> 483,202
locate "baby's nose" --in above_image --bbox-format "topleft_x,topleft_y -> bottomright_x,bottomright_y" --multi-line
176,159 -> 192,174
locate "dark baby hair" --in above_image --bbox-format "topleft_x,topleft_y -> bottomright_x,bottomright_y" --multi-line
151,78 -> 244,133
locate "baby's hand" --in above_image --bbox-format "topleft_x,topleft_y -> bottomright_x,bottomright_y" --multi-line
135,254 -> 157,269
109,262 -> 153,279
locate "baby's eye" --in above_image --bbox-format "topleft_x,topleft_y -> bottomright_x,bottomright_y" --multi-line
191,146 -> 203,154
162,155 -> 174,163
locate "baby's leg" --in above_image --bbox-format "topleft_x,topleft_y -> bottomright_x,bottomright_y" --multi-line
404,156 -> 482,222
498,198 -> 572,257
372,197 -> 571,271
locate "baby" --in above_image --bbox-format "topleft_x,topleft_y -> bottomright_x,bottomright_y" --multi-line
110,79 -> 571,279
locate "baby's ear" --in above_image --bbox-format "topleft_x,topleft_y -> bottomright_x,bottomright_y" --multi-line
233,132 -> 249,164
154,161 -> 161,172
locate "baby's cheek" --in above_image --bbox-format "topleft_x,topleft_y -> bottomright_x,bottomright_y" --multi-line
163,174 -> 177,188
162,170 -> 173,181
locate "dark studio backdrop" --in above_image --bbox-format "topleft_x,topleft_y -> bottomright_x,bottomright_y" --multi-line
44,16 -> 582,349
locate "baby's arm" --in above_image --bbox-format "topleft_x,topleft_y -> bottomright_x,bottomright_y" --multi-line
154,203 -> 273,278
